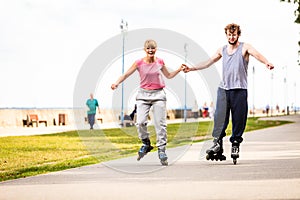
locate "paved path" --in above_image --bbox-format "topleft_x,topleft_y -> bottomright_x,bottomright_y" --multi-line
1,115 -> 300,200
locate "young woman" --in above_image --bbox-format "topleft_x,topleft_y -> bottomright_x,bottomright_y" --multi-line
111,39 -> 184,165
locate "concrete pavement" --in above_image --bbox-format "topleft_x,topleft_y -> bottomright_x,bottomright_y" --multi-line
0,115 -> 300,200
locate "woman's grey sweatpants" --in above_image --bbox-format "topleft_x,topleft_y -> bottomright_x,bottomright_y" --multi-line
136,88 -> 167,149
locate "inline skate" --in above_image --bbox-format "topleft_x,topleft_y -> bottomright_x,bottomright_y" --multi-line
206,138 -> 226,161
158,146 -> 168,166
231,141 -> 239,165
137,138 -> 154,161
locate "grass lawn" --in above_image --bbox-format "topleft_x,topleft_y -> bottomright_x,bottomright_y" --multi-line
0,117 -> 292,181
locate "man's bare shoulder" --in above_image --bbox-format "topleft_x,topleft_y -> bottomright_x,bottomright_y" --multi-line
242,42 -> 253,54
242,42 -> 253,50
210,47 -> 223,61
216,46 -> 224,54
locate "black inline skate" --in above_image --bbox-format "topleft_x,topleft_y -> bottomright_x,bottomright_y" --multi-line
137,138 -> 154,161
231,141 -> 239,165
206,138 -> 226,161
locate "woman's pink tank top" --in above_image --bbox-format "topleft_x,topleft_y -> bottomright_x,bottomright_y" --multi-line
136,58 -> 165,90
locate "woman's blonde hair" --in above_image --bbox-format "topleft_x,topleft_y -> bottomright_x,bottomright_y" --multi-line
144,39 -> 157,49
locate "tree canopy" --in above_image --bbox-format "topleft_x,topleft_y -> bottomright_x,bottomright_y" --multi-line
280,0 -> 300,23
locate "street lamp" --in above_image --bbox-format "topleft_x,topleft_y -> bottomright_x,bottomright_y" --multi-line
283,66 -> 288,115
184,43 -> 188,122
270,72 -> 273,116
120,19 -> 128,126
252,65 -> 255,118
294,81 -> 297,114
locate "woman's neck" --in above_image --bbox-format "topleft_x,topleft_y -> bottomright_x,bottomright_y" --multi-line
144,56 -> 155,64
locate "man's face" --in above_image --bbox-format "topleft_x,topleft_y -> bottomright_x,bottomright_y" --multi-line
226,30 -> 239,45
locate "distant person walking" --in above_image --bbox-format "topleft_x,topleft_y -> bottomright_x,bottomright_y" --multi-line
111,39 -> 185,165
183,23 -> 274,164
86,93 -> 100,130
192,100 -> 199,119
265,104 -> 270,116
209,101 -> 215,118
129,104 -> 137,121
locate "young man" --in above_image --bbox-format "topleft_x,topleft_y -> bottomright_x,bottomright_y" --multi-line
183,23 -> 274,164
86,93 -> 100,130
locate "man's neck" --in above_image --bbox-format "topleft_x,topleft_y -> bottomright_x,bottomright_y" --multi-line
228,41 -> 240,49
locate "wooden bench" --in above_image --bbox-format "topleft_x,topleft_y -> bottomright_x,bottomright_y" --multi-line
23,114 -> 47,127
84,116 -> 103,124
97,118 -> 103,123
58,114 -> 67,126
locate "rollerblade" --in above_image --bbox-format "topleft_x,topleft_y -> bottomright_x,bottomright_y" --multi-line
206,138 -> 226,161
158,147 -> 168,166
137,138 -> 153,161
231,141 -> 239,165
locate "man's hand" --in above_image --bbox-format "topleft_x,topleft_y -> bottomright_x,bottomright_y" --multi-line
266,63 -> 274,70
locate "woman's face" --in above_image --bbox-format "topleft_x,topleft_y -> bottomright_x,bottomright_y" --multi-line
145,46 -> 156,58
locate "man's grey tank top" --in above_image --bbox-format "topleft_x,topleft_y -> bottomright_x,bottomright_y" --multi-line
220,42 -> 249,90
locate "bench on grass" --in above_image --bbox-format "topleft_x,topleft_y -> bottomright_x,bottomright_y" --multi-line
23,114 -> 47,127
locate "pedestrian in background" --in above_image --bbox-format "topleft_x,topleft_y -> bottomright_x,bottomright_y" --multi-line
86,93 -> 100,130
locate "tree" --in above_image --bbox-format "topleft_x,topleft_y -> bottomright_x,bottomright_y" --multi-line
280,0 -> 300,23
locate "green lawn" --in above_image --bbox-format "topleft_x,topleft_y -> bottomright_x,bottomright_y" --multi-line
0,117 -> 292,181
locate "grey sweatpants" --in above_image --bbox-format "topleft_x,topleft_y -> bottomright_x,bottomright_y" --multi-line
136,88 -> 167,148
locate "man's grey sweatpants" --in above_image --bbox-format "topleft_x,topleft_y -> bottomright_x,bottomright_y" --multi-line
136,88 -> 167,149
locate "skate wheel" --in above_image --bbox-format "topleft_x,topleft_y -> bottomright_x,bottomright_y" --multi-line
233,159 -> 237,165
206,154 -> 210,160
161,160 -> 168,166
137,152 -> 145,161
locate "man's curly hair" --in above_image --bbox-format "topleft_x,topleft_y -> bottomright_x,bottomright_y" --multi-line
224,23 -> 241,36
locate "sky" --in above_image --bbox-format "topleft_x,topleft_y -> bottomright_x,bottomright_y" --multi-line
0,0 -> 299,111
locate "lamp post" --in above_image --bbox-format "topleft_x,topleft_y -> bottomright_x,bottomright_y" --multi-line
270,72 -> 273,116
184,43 -> 188,122
283,66 -> 288,115
294,81 -> 297,114
252,65 -> 255,118
120,19 -> 128,126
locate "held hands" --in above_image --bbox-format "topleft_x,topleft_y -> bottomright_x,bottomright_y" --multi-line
179,64 -> 186,71
181,64 -> 191,73
176,64 -> 188,74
